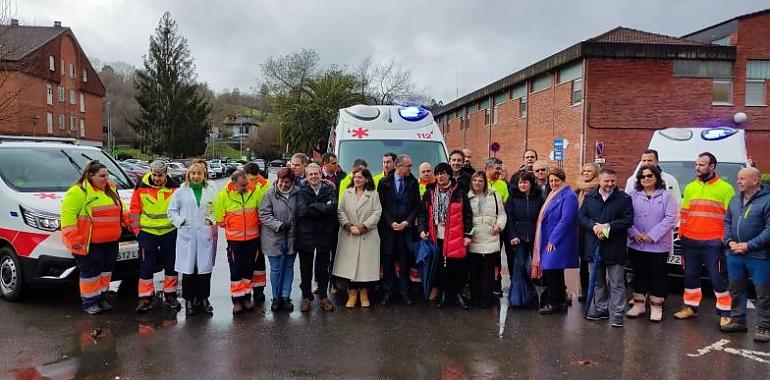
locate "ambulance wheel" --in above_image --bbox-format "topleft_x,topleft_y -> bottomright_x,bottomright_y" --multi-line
0,246 -> 23,302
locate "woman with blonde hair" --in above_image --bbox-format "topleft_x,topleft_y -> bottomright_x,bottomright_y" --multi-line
167,159 -> 219,316
575,162 -> 600,301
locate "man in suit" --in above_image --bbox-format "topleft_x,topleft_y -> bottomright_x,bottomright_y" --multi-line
378,154 -> 421,305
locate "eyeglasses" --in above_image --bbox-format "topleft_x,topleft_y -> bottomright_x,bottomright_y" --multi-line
535,168 -> 547,173
640,174 -> 655,180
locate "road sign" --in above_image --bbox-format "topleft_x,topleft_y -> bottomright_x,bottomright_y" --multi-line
553,138 -> 564,161
595,140 -> 605,158
490,142 -> 500,152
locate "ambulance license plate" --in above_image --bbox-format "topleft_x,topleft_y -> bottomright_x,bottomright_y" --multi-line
118,241 -> 139,261
666,254 -> 681,265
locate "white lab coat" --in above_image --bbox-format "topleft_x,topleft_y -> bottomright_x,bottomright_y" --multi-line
167,182 -> 218,274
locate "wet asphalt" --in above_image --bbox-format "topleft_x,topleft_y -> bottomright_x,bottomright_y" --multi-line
2,184 -> 770,379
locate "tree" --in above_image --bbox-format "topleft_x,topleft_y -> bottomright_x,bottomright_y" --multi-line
130,12 -> 210,157
0,0 -> 22,124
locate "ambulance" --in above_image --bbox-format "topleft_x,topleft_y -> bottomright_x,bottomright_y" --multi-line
328,104 -> 449,175
644,126 -> 748,274
0,136 -> 139,301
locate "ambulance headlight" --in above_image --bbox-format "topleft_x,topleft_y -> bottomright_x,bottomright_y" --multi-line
398,106 -> 429,121
20,206 -> 60,232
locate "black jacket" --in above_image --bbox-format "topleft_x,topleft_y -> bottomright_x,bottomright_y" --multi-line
378,172 -> 421,238
505,193 -> 544,243
295,182 -> 338,252
322,169 -> 346,192
453,171 -> 472,194
578,188 -> 634,265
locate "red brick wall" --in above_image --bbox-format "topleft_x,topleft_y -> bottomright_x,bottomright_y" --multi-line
0,33 -> 104,145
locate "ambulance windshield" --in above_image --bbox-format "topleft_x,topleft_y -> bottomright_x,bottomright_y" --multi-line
658,161 -> 743,196
0,147 -> 133,192
338,140 -> 448,176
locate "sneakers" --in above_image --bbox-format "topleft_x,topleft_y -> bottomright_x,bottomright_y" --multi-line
97,298 -> 113,312
83,304 -> 102,315
626,294 -> 646,318
135,298 -> 153,313
319,298 -> 335,312
673,306 -> 697,320
300,298 -> 312,312
720,319 -> 748,333
755,327 -> 770,343
611,320 -> 624,328
586,312 -> 610,321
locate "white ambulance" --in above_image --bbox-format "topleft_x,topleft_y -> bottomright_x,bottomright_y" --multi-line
328,105 -> 449,174
0,136 -> 139,301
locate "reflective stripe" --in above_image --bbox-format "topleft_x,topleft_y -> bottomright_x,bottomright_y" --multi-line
163,276 -> 178,293
251,271 -> 267,287
689,199 -> 725,208
80,277 -> 101,299
683,288 -> 702,307
230,280 -> 249,297
138,279 -> 154,297
142,212 -> 169,220
715,291 -> 731,311
685,211 -> 726,219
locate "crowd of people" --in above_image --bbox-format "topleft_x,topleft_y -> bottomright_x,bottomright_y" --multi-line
59,147 -> 770,343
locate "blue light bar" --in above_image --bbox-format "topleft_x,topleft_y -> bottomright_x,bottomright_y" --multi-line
398,106 -> 428,121
701,126 -> 738,141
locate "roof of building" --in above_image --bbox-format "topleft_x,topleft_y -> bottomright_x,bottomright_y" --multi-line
433,25 -> 736,117
683,8 -> 770,39
0,25 -> 67,61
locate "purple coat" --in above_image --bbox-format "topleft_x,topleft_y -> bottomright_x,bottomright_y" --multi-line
539,188 -> 579,270
627,189 -> 678,253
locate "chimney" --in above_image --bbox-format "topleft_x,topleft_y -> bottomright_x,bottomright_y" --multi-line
10,19 -> 18,26
53,21 -> 62,27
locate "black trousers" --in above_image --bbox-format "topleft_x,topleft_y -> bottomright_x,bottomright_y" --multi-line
299,249 -> 332,300
182,270 -> 212,300
436,254 -> 468,300
381,230 -> 413,295
469,252 -> 497,305
629,248 -> 668,298
541,269 -> 566,306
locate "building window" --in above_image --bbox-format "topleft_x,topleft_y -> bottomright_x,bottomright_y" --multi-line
512,83 -> 527,100
484,108 -> 490,125
712,79 -> 733,105
711,36 -> 732,46
58,114 -> 65,130
493,105 -> 500,124
747,60 -> 770,107
82,69 -> 88,82
69,64 -> 76,79
673,60 -> 733,78
46,84 -> 53,105
70,116 -> 77,132
58,86 -> 65,102
46,112 -> 53,134
79,119 -> 85,137
531,74 -> 551,93
494,91 -> 507,106
79,93 -> 85,112
572,78 -> 583,104
519,96 -> 527,118
61,60 -> 65,75
70,89 -> 76,105
558,62 -> 583,84
49,56 -> 55,71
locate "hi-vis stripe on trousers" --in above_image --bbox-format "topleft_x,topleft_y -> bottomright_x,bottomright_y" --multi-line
227,239 -> 258,304
73,242 -> 118,308
137,230 -> 178,298
251,243 -> 267,289
681,237 -> 731,316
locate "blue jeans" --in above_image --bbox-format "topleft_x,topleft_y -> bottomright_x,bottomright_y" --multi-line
727,254 -> 770,328
268,254 -> 297,299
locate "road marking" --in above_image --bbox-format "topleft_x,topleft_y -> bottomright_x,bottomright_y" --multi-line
688,339 -> 770,364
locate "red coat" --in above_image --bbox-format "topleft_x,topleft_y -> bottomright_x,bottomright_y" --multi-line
420,182 -> 473,259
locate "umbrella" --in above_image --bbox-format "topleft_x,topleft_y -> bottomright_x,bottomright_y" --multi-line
584,244 -> 602,317
412,239 -> 438,301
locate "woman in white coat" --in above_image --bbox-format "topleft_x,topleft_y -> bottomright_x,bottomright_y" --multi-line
167,160 -> 218,316
333,168 -> 382,309
467,172 -> 506,308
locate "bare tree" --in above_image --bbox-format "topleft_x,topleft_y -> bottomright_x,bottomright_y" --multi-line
260,48 -> 319,95
371,58 -> 412,105
0,0 -> 23,124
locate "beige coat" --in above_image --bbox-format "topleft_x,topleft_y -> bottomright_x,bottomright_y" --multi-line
333,188 -> 382,282
468,189 -> 507,254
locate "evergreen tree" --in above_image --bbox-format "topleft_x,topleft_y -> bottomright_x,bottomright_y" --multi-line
130,12 -> 210,157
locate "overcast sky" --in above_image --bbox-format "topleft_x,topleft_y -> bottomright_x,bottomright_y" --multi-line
17,0 -> 770,102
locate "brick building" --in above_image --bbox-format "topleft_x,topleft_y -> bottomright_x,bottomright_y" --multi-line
433,9 -> 770,182
0,20 -> 105,146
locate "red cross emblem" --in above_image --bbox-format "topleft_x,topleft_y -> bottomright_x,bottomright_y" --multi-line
34,193 -> 58,200
351,127 -> 369,139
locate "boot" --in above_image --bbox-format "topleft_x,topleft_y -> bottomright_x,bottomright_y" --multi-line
346,289 -> 358,309
185,299 -> 196,317
626,293 -> 646,318
360,288 -> 371,308
649,296 -> 664,322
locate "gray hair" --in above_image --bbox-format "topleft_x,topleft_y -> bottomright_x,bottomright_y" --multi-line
306,162 -> 321,174
150,160 -> 167,173
291,153 -> 310,165
484,157 -> 502,169
230,170 -> 247,183
395,154 -> 412,166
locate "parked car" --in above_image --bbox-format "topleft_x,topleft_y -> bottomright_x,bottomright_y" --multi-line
253,159 -> 266,171
207,162 -> 224,178
166,162 -> 187,184
222,163 -> 238,176
118,162 -> 143,185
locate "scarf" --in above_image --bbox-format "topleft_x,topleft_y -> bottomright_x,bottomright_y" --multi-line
531,184 -> 568,279
277,185 -> 294,198
432,183 -> 452,226
575,178 -> 598,207
189,181 -> 204,207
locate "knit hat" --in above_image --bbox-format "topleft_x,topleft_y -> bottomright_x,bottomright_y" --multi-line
150,160 -> 168,173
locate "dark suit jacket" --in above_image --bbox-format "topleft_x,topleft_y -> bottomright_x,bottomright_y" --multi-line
377,172 -> 421,239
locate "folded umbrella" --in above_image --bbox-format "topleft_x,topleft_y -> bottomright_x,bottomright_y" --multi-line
584,244 -> 602,317
412,239 -> 438,301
